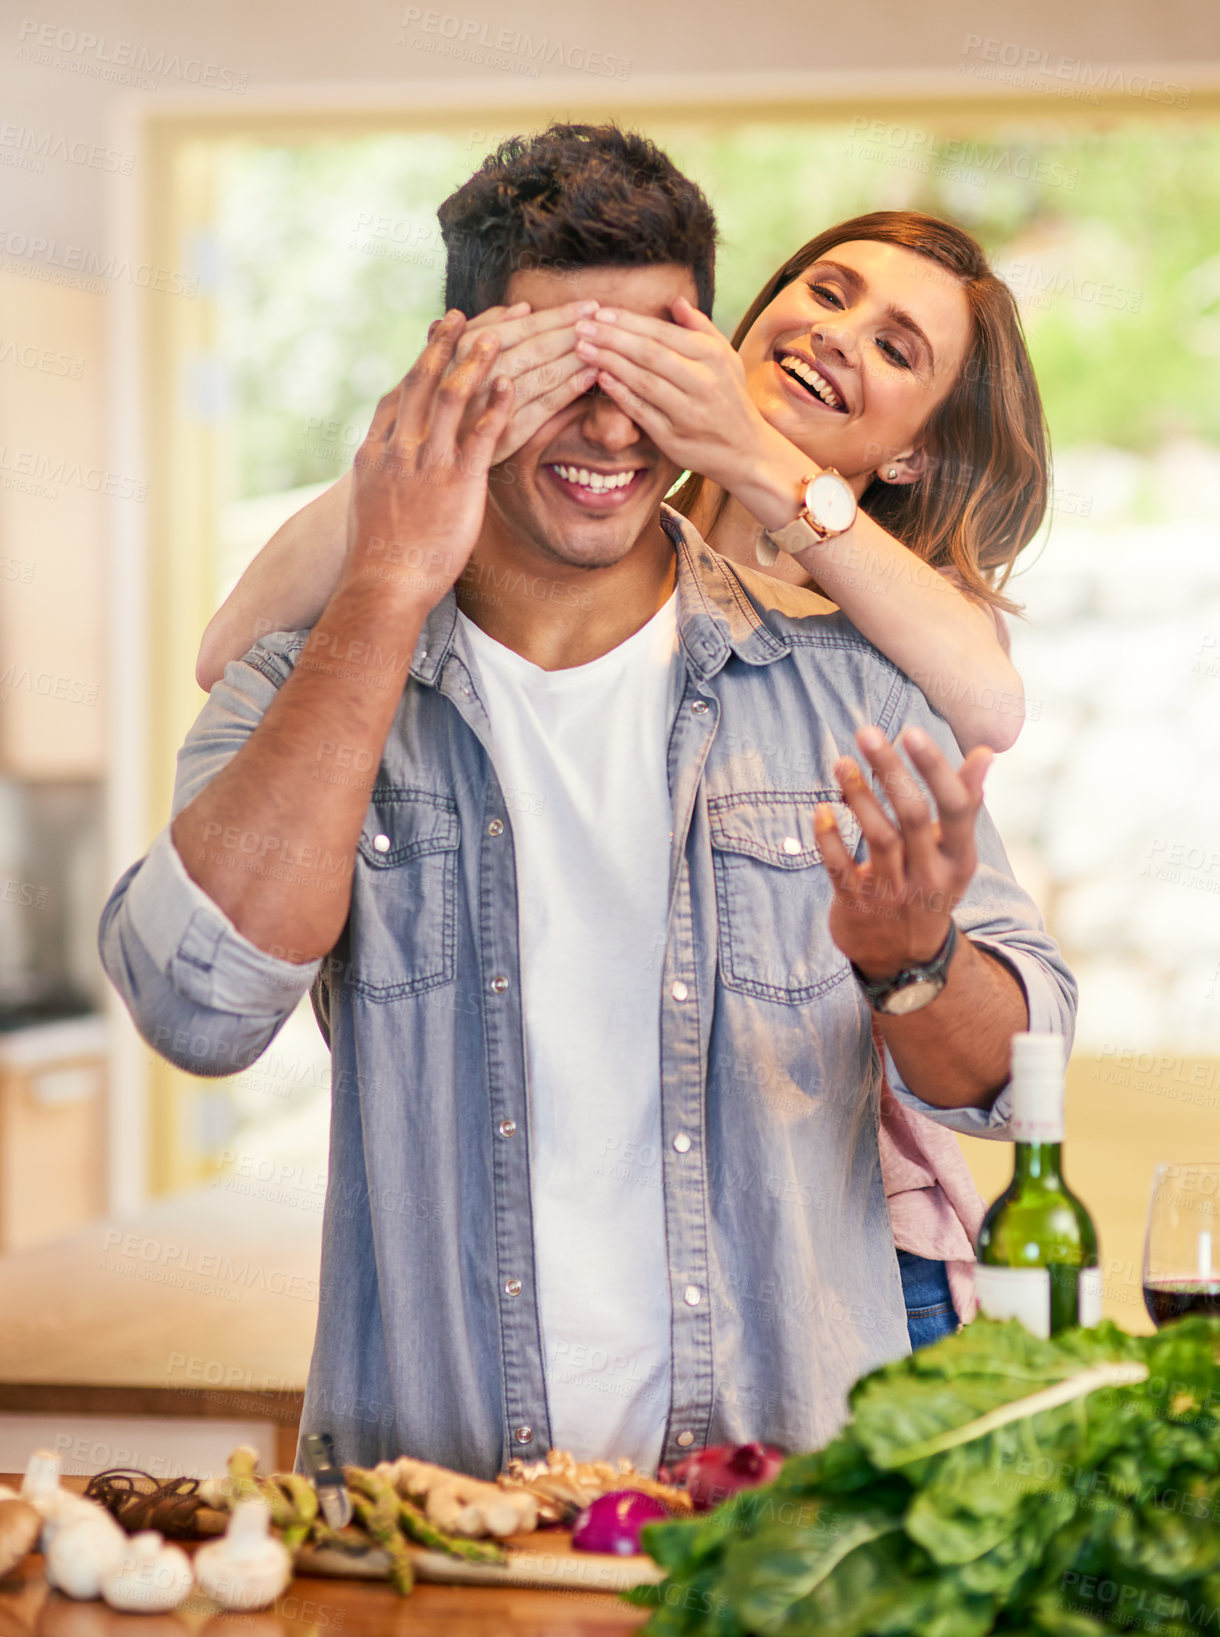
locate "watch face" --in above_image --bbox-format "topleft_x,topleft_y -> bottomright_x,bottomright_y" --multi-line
878,976 -> 943,1016
805,472 -> 857,533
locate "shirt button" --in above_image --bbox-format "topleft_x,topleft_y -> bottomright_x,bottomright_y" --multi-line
671,981 -> 689,1002
487,819 -> 504,837
498,1118 -> 517,1138
490,975 -> 510,994
782,836 -> 802,856
690,700 -> 709,715
372,834 -> 391,853
672,1133 -> 692,1154
676,1431 -> 695,1448
514,1425 -> 534,1445
683,1285 -> 701,1306
504,1278 -> 522,1297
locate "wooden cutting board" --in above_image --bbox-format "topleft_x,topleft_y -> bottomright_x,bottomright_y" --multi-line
296,1530 -> 667,1593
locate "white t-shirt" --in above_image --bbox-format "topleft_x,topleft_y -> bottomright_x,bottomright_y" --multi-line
458,594 -> 680,1471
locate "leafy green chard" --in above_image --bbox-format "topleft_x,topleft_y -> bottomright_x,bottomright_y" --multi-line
630,1318 -> 1220,1636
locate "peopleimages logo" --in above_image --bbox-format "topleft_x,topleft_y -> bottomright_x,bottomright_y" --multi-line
399,7 -> 632,79
14,18 -> 248,91
960,34 -> 1190,107
0,122 -> 134,175
0,230 -> 197,298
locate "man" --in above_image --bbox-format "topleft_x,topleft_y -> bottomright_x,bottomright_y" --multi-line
101,126 -> 1074,1478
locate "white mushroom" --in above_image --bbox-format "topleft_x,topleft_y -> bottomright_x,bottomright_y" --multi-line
45,1508 -> 127,1600
19,1449 -> 103,1552
192,1497 -> 291,1611
19,1448 -> 62,1509
102,1531 -> 194,1613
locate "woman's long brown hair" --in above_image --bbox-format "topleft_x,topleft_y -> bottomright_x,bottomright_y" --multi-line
672,211 -> 1050,613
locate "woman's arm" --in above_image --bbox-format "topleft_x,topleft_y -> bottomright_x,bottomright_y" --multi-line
738,425 -> 1026,754
197,474 -> 349,691
579,304 -> 1026,755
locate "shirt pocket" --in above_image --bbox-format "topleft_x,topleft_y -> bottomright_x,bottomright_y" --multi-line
709,790 -> 862,1005
346,788 -> 460,1000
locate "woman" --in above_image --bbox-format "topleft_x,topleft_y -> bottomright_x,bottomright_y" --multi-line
198,210 -> 1051,1348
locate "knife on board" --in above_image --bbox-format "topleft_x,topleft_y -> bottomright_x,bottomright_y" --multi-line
301,1431 -> 353,1529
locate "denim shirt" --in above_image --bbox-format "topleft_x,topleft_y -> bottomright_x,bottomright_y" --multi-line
100,511 -> 1076,1478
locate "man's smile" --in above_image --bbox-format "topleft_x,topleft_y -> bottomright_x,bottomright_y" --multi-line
542,462 -> 648,510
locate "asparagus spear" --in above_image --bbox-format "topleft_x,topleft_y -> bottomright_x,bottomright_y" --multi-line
395,1494 -> 506,1565
273,1473 -> 320,1553
225,1445 -> 264,1504
346,1470 -> 414,1595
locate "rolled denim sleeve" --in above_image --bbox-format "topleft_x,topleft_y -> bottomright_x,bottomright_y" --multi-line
98,633 -> 321,1077
874,684 -> 1078,1139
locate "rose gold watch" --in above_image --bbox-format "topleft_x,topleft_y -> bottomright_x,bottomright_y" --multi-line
756,468 -> 858,568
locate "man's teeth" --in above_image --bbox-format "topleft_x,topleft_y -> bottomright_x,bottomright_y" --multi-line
552,465 -> 636,493
779,354 -> 842,409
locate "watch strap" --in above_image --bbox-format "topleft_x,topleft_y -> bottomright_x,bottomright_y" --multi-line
760,513 -> 826,559
756,468 -> 855,567
850,918 -> 959,1012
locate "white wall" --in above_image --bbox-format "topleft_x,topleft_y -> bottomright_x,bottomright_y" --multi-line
2,0 -> 1218,245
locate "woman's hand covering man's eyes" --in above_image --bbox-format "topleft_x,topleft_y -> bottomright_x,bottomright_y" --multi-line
439,300 -> 600,467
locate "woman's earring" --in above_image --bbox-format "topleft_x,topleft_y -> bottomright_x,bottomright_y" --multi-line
886,467 -> 898,481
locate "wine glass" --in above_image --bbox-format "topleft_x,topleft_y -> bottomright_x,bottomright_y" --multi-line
1143,1163 -> 1220,1326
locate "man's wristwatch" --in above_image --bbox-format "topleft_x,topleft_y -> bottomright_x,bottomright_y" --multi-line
756,468 -> 858,568
850,919 -> 958,1016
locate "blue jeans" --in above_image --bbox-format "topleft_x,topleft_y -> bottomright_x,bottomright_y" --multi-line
897,1249 -> 958,1351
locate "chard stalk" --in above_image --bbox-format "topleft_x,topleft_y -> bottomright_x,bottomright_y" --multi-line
879,1361 -> 1149,1469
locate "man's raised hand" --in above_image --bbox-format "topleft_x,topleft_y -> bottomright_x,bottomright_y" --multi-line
342,311 -> 513,611
815,725 -> 993,979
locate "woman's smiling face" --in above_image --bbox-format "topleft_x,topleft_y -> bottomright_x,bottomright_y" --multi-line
736,239 -> 974,493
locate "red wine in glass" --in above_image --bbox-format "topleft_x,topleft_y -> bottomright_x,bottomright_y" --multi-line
1143,1279 -> 1220,1326
1142,1164 -> 1220,1328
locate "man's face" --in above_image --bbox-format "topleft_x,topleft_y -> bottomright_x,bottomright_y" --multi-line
484,264 -> 697,569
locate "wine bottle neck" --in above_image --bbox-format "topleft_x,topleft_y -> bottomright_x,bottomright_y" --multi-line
1013,1142 -> 1064,1186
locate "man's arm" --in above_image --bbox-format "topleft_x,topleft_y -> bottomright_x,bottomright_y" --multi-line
815,724 -> 1044,1110
173,314 -> 511,960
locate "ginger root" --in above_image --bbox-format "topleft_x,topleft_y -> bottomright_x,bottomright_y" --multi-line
373,1457 -> 537,1538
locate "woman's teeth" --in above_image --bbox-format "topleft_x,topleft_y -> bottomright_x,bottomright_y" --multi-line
778,354 -> 843,410
551,465 -> 636,493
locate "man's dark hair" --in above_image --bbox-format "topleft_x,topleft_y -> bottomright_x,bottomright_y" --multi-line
438,123 -> 717,317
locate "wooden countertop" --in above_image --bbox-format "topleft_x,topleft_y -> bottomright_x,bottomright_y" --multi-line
0,1478 -> 651,1636
0,1188 -> 319,1395
0,1184 -> 318,1399
0,1558 -> 651,1635
0,1187 -> 318,1466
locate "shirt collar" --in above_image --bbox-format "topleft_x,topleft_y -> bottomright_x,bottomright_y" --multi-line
663,506 -> 791,680
410,504 -> 792,687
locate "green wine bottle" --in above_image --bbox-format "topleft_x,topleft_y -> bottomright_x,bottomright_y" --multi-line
974,1032 -> 1101,1337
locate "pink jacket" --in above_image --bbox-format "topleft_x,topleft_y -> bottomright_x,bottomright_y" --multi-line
879,1085 -> 986,1324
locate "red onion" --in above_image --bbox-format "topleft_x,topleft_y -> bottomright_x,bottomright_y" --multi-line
671,1442 -> 786,1511
570,1490 -> 671,1555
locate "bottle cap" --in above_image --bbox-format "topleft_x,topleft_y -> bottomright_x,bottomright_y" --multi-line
1009,1031 -> 1066,1141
